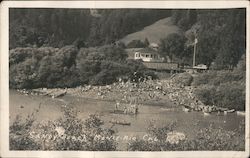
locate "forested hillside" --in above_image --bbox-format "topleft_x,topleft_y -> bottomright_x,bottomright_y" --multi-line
10,9 -> 246,68
158,9 -> 246,69
9,9 -> 171,48
9,8 -> 246,89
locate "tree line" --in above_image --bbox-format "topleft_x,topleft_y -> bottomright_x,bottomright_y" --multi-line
9,9 -> 171,49
159,9 -> 246,69
9,9 -> 246,88
9,45 -> 156,89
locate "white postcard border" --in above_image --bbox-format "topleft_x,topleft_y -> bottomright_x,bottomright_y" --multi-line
0,1 -> 249,158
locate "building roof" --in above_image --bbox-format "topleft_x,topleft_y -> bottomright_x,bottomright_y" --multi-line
125,47 -> 159,59
149,43 -> 159,48
139,47 -> 159,55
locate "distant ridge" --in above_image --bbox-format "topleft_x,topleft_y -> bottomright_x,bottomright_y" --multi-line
119,17 -> 182,45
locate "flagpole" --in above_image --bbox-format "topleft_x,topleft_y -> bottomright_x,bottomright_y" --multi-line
193,37 -> 197,68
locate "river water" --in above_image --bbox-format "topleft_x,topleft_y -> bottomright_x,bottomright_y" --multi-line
9,90 -> 245,150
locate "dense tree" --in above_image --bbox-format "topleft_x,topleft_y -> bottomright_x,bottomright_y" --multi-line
194,10 -> 227,67
215,9 -> 246,69
9,44 -> 157,88
195,9 -> 246,68
144,38 -> 150,47
9,9 -> 92,48
10,9 -> 171,48
10,46 -> 80,88
170,9 -> 246,69
76,45 -> 134,85
126,40 -> 146,48
89,9 -> 172,46
171,9 -> 197,30
9,9 -> 246,89
158,33 -> 186,61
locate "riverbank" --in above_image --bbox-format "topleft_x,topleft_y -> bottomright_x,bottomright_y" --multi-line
16,72 -> 244,115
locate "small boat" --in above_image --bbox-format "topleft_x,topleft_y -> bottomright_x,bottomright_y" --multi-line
226,109 -> 235,113
113,109 -> 125,114
203,108 -> 211,116
203,112 -> 211,116
182,105 -> 191,112
236,111 -> 245,116
217,107 -> 228,112
109,119 -> 131,126
183,107 -> 190,112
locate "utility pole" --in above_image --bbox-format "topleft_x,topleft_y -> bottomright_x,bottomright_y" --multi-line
193,37 -> 198,68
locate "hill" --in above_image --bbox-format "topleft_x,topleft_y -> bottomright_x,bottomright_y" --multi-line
9,9 -> 171,48
119,17 -> 181,45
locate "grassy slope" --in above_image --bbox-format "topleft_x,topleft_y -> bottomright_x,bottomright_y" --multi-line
119,17 -> 181,45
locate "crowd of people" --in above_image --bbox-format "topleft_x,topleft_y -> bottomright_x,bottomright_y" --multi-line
18,73 -> 232,114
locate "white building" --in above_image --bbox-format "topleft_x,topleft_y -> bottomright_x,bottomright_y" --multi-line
126,47 -> 164,62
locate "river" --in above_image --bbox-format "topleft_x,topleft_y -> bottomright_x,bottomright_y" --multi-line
9,90 -> 245,150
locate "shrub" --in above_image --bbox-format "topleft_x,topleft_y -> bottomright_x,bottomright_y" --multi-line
185,125 -> 244,151
9,46 -> 80,89
192,70 -> 245,86
10,113 -> 41,150
127,121 -> 178,151
9,105 -> 117,150
192,71 -> 217,86
127,123 -> 244,151
194,82 -> 245,110
193,70 -> 245,110
76,47 -> 156,85
89,61 -> 129,85
124,60 -> 158,82
210,71 -> 245,86
9,47 -> 34,65
10,45 -> 159,88
194,85 -> 217,105
9,58 -> 39,89
172,72 -> 193,86
215,82 -> 245,110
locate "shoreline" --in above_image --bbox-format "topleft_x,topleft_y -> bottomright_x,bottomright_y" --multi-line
12,76 -> 245,115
